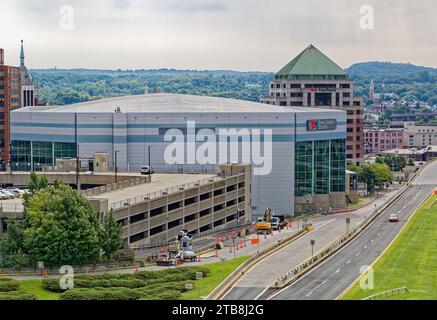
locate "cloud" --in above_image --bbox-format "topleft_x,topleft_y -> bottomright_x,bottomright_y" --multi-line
0,0 -> 436,70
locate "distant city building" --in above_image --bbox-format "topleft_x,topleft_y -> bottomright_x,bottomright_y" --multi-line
0,48 -> 21,169
364,127 -> 404,154
260,45 -> 364,164
19,40 -> 38,108
403,122 -> 437,148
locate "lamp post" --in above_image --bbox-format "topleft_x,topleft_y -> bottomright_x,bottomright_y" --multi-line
114,150 -> 119,183
148,145 -> 152,179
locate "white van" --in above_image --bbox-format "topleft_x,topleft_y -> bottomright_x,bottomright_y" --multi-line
140,166 -> 154,175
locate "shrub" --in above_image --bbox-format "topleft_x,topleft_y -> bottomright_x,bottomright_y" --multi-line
60,287 -> 143,300
0,278 -> 21,292
0,291 -> 37,300
42,278 -> 65,292
43,277 -> 147,292
140,290 -> 182,300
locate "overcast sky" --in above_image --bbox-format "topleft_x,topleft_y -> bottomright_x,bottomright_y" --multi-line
1,0 -> 436,71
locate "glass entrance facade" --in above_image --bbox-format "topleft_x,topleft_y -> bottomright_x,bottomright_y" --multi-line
11,141 -> 77,171
295,139 -> 346,197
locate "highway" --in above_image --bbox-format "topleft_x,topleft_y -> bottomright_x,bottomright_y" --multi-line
269,160 -> 437,300
222,186 -> 403,300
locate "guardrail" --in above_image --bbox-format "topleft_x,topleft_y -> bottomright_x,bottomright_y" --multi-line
362,287 -> 409,300
266,158 -> 432,293
207,228 -> 307,300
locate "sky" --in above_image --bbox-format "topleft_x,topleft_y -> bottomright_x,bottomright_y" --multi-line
1,0 -> 436,71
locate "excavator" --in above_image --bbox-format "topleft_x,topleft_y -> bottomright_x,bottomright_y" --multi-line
256,207 -> 273,234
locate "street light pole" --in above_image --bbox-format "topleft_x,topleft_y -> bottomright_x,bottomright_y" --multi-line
148,145 -> 152,179
114,150 -> 119,183
76,144 -> 80,191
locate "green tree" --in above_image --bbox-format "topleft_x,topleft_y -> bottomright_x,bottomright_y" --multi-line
358,165 -> 377,195
27,172 -> 48,194
99,211 -> 123,262
23,182 -> 100,267
381,154 -> 407,172
0,219 -> 29,269
371,163 -> 393,191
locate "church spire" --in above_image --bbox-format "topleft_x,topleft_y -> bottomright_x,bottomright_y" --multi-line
20,39 -> 25,67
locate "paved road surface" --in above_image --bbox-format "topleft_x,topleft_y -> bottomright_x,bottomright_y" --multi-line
222,187 -> 403,300
270,161 -> 437,300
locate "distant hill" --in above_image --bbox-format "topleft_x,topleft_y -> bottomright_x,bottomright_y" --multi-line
31,68 -> 274,105
30,62 -> 437,106
347,61 -> 437,82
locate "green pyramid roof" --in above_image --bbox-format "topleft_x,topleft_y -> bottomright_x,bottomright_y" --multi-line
276,45 -> 348,80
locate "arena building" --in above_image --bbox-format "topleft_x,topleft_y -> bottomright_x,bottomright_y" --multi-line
10,93 -> 347,215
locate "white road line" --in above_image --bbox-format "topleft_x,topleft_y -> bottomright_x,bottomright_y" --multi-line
346,260 -> 351,264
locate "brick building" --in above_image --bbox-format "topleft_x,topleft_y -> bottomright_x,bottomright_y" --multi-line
261,45 -> 364,164
0,49 -> 21,168
364,128 -> 404,154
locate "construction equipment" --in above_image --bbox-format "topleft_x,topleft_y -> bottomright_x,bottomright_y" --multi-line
256,208 -> 273,234
156,230 -> 197,266
271,215 -> 288,231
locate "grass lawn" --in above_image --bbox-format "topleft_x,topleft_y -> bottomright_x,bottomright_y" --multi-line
10,256 -> 249,300
19,280 -> 60,300
342,194 -> 437,300
180,256 -> 249,300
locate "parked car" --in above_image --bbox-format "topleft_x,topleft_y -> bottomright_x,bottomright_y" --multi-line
0,189 -> 15,199
6,188 -> 24,197
0,191 -> 9,200
140,166 -> 154,175
389,214 -> 399,222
